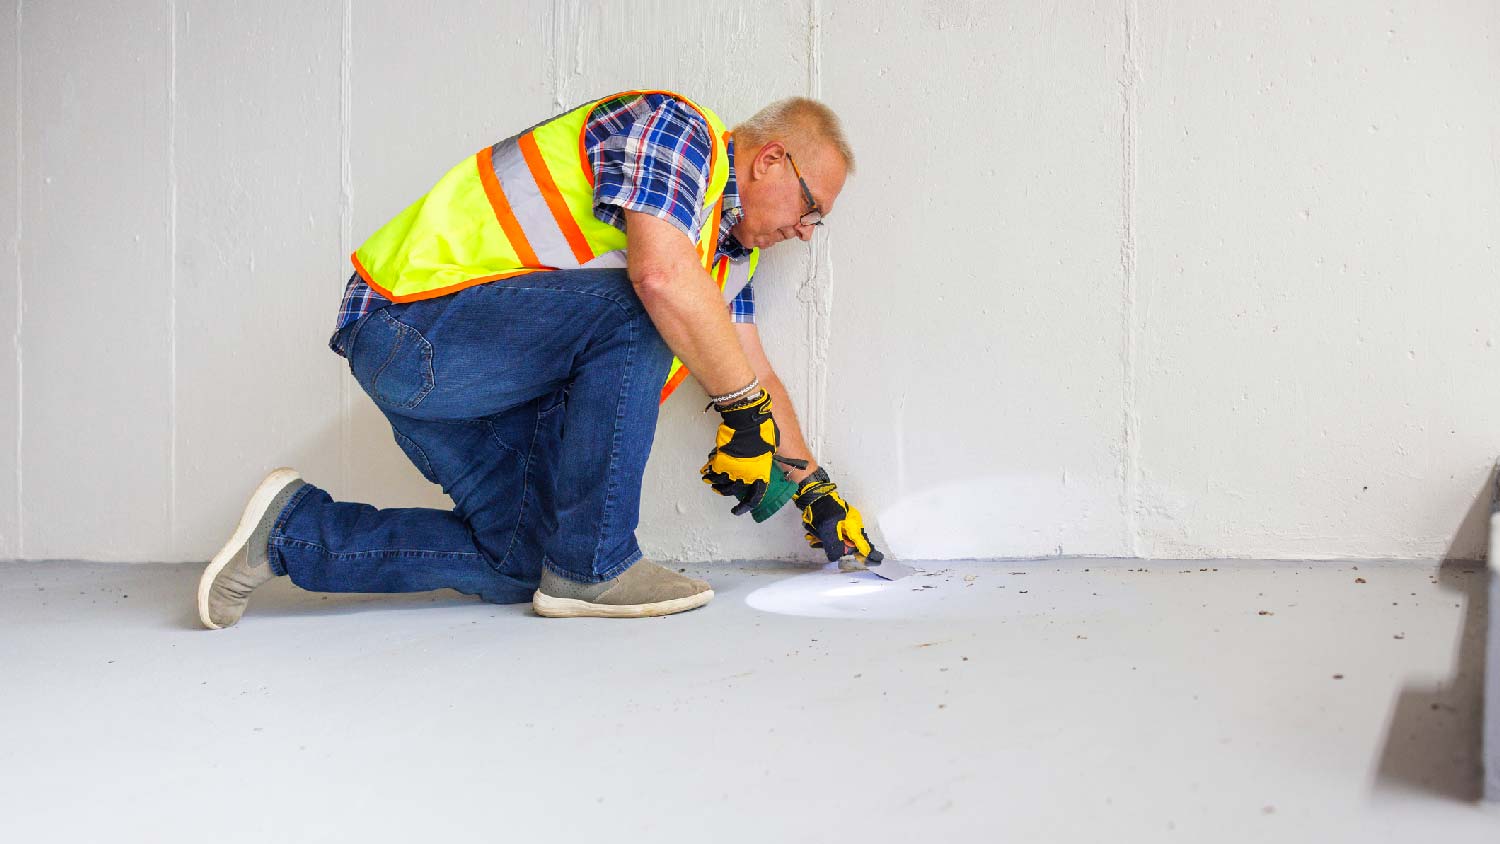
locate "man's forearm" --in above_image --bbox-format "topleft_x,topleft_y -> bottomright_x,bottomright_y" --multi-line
761,375 -> 819,484
633,267 -> 757,398
626,210 -> 756,398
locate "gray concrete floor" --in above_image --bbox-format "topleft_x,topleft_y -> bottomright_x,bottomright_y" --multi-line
0,557 -> 1496,842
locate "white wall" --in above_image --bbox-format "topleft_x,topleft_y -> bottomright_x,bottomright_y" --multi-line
1,0 -> 17,556
2,0 -> 1496,564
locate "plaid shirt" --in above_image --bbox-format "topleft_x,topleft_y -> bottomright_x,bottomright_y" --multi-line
332,92 -> 755,355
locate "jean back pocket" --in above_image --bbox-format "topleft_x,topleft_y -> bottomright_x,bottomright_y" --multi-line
350,309 -> 436,411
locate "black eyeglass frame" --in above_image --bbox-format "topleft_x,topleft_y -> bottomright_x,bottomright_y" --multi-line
786,152 -> 826,227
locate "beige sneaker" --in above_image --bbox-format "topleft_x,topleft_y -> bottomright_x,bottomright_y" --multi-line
532,559 -> 713,618
196,468 -> 305,629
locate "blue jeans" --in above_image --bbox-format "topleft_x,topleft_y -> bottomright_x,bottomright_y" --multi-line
267,269 -> 675,604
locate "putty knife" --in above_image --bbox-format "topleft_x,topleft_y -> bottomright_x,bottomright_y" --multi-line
752,464 -> 911,578
838,548 -> 916,581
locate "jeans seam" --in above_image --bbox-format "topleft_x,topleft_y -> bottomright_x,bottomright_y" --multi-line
391,425 -> 437,484
595,316 -> 636,576
474,279 -> 637,318
596,547 -> 642,581
492,410 -> 544,574
338,306 -> 370,358
369,310 -> 406,402
370,310 -> 437,410
408,322 -> 437,408
543,546 -> 639,584
270,535 -> 483,561
481,419 -> 527,574
267,483 -> 315,576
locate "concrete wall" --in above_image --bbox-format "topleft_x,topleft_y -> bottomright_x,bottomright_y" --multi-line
2,0 -> 18,557
2,0 -> 1496,564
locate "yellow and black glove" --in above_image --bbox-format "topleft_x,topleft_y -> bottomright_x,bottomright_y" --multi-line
700,390 -> 801,516
792,468 -> 883,563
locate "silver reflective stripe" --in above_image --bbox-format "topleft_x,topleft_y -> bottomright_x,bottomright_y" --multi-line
583,249 -> 628,270
489,138 -> 578,269
720,257 -> 754,304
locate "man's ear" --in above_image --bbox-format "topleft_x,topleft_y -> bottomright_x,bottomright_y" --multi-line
752,140 -> 785,180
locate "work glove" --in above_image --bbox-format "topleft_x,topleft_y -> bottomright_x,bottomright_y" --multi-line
699,390 -> 803,516
792,468 -> 883,563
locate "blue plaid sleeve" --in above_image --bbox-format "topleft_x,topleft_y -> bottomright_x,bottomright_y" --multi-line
586,94 -> 713,241
329,272 -> 390,356
728,282 -> 755,324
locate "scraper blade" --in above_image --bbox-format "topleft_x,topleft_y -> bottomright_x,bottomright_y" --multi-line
838,549 -> 916,581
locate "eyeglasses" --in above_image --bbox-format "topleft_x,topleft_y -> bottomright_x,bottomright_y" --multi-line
786,152 -> 825,227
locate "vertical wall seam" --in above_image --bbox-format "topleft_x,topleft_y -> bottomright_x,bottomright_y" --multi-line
549,0 -> 565,112
1120,0 -> 1142,558
338,0 -> 352,494
802,0 -> 829,463
13,0 -> 22,557
166,0 -> 178,556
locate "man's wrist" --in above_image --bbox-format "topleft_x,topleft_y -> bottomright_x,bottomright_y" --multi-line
792,464 -> 828,488
712,388 -> 766,412
708,378 -> 761,407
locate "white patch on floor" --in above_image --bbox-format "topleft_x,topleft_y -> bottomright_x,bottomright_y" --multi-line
0,558 -> 1496,842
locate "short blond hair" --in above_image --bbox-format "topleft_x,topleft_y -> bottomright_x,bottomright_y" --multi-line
733,97 -> 855,174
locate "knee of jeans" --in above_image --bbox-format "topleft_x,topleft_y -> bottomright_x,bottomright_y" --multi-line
391,426 -> 439,484
633,312 -> 674,370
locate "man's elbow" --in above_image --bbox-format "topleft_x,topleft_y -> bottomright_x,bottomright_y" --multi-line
630,269 -> 674,310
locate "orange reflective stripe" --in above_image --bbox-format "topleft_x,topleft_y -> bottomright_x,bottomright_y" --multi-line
476,148 -> 541,268
660,365 -> 691,405
518,133 -> 594,265
700,195 -> 725,269
353,250 -> 545,304
579,127 -> 594,189
721,253 -> 754,302
351,250 -> 377,288
713,256 -> 729,290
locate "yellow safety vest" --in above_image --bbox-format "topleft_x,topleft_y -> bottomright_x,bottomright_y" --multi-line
351,89 -> 760,403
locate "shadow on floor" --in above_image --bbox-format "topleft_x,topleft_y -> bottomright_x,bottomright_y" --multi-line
136,560 -> 791,632
124,562 -> 506,631
212,577 -> 516,627
1374,559 -> 1489,802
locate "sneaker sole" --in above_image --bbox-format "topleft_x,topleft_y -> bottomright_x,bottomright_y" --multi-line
531,589 -> 714,618
196,467 -> 302,630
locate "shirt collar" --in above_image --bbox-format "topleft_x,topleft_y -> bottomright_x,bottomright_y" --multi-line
717,138 -> 752,258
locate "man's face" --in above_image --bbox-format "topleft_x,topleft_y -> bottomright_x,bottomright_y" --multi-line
731,140 -> 848,250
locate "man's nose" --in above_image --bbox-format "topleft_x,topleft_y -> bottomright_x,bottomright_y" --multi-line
794,223 -> 815,241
